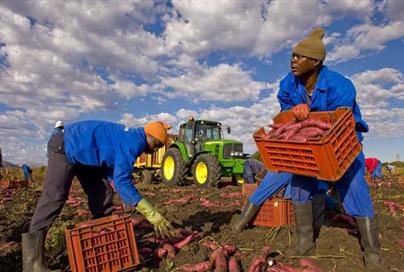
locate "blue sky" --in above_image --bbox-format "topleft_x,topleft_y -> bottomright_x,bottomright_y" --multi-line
0,0 -> 403,166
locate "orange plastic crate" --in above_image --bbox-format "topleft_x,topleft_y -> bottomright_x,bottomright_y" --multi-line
65,214 -> 139,272
254,107 -> 362,182
242,183 -> 294,227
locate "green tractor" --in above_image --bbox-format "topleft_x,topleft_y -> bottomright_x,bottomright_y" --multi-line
161,118 -> 246,188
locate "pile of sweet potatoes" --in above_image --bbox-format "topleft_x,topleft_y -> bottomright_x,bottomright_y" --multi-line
137,228 -> 201,262
182,240 -> 240,272
268,119 -> 332,142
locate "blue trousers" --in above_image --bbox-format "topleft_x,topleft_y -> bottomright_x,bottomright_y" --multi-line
371,161 -> 382,178
291,152 -> 374,217
249,172 -> 292,205
249,172 -> 336,208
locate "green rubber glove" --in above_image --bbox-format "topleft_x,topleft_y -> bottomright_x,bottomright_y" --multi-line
135,198 -> 174,238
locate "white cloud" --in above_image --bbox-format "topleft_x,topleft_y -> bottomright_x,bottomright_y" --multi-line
351,68 -> 404,137
161,63 -> 268,102
327,21 -> 404,63
165,0 -> 375,58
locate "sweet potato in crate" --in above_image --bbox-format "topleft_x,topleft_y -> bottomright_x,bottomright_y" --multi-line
254,107 -> 362,182
242,183 -> 294,227
65,214 -> 139,272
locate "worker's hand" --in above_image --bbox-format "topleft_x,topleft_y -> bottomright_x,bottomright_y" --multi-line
292,103 -> 310,121
135,198 -> 175,238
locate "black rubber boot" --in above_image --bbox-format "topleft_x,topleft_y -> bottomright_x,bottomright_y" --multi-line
312,194 -> 326,242
355,217 -> 384,271
22,231 -> 61,272
287,202 -> 315,256
232,201 -> 260,233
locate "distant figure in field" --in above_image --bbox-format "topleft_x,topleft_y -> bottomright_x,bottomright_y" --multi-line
243,159 -> 265,184
21,163 -> 34,183
386,164 -> 395,175
51,120 -> 64,137
365,158 -> 383,181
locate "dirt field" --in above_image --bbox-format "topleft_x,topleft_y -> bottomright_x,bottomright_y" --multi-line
0,174 -> 403,272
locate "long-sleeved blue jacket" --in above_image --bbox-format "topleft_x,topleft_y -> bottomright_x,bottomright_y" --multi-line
21,163 -> 32,174
277,66 -> 368,141
63,120 -> 146,207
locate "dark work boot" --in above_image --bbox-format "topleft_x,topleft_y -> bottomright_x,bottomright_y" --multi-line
22,231 -> 61,272
232,201 -> 260,233
312,194 -> 326,242
287,202 -> 315,256
355,217 -> 384,271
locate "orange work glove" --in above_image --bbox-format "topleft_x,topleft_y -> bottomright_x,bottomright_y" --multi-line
292,104 -> 310,121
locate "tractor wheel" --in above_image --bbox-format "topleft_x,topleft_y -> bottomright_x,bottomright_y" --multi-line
141,170 -> 153,185
161,148 -> 187,186
192,154 -> 221,188
231,175 -> 244,186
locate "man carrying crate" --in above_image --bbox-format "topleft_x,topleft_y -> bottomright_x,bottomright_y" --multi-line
270,27 -> 382,270
22,120 -> 175,272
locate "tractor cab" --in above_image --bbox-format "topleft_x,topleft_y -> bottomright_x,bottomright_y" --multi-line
178,119 -> 222,158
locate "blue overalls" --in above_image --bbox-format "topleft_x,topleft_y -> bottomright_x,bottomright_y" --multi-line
276,66 -> 374,217
243,159 -> 265,184
64,121 -> 146,206
249,172 -> 338,210
21,163 -> 32,181
372,160 -> 383,179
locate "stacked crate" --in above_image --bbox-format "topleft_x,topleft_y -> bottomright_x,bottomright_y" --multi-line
242,183 -> 294,227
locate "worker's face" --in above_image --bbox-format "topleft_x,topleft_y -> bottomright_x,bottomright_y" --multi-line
290,53 -> 320,76
145,137 -> 164,154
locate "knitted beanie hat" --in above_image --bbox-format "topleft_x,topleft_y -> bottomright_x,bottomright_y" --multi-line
292,27 -> 326,61
144,121 -> 172,144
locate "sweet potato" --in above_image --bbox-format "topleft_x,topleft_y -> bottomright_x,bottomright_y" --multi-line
228,256 -> 241,272
398,239 -> 404,249
155,247 -> 167,258
288,134 -> 308,142
163,243 -> 176,258
248,246 -> 271,272
280,124 -> 302,140
268,123 -> 283,129
297,127 -> 326,138
175,234 -> 194,249
277,263 -> 301,272
222,244 -> 236,257
201,240 -> 219,251
182,261 -> 213,272
300,119 -> 331,130
274,120 -> 296,136
299,259 -> 321,271
211,248 -> 227,272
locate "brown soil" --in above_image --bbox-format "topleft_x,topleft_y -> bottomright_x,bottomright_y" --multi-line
0,176 -> 403,272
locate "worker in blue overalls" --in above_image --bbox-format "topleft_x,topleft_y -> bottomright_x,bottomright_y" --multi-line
21,163 -> 34,183
22,120 -> 175,272
273,27 -> 381,270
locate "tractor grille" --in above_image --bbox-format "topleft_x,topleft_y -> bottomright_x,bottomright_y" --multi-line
223,143 -> 243,159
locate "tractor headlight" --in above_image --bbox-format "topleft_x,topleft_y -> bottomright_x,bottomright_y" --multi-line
230,151 -> 235,156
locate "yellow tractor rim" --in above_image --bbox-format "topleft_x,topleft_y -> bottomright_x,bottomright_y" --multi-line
236,176 -> 244,184
195,162 -> 208,184
164,156 -> 175,181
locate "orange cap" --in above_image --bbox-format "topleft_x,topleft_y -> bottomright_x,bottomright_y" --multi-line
144,121 -> 172,144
